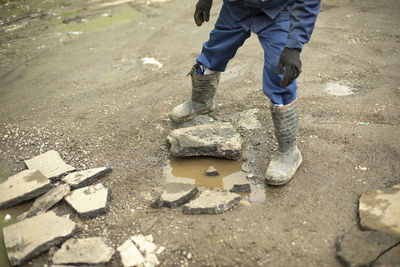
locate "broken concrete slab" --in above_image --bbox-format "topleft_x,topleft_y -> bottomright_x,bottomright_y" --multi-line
52,237 -> 115,265
62,167 -> 112,190
335,227 -> 400,267
167,122 -> 242,160
359,184 -> 400,237
206,166 -> 219,176
182,190 -> 241,214
161,183 -> 198,209
230,183 -> 251,193
222,172 -> 249,192
373,244 -> 400,266
118,239 -> 145,267
65,183 -> 110,219
17,183 -> 70,221
0,169 -> 53,209
3,211 -> 77,266
25,150 -> 75,181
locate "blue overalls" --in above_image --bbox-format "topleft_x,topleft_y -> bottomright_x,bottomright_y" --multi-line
196,0 -> 320,105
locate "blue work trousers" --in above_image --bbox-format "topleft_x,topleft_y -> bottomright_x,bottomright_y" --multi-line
196,4 -> 297,105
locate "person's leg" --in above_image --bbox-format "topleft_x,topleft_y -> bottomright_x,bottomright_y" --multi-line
170,4 -> 251,123
257,20 -> 302,185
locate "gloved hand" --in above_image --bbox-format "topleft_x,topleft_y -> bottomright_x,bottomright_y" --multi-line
274,47 -> 302,88
194,0 -> 212,26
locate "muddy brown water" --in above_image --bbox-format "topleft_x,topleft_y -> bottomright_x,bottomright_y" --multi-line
164,157 -> 268,202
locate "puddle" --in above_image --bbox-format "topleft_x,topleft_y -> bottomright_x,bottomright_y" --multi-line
324,82 -> 353,96
0,202 -> 32,267
164,157 -> 268,203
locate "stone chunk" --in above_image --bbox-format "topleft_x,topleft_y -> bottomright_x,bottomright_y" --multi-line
17,184 -> 71,221
3,211 -> 77,266
335,227 -> 400,267
52,237 -> 115,265
167,122 -> 242,160
62,167 -> 112,190
0,169 -> 52,209
25,150 -> 75,181
182,190 -> 241,214
118,240 -> 145,267
359,184 -> 400,237
206,166 -> 219,176
161,183 -> 198,209
65,183 -> 110,219
230,183 -> 251,193
373,245 -> 400,266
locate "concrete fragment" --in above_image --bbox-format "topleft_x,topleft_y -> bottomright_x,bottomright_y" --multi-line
65,183 -> 110,219
206,166 -> 219,176
17,184 -> 70,220
3,211 -> 76,266
130,235 -> 160,267
52,237 -> 115,265
230,183 -> 251,193
62,167 -> 112,190
118,240 -> 145,267
0,169 -> 52,209
25,150 -> 75,181
359,184 -> 400,237
182,190 -> 241,214
336,227 -> 400,267
161,183 -> 198,209
167,122 -> 242,160
373,245 -> 400,266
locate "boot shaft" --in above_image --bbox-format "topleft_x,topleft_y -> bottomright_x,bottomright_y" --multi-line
189,65 -> 220,105
270,100 -> 298,153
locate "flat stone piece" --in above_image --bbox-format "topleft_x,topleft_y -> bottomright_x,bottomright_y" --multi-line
206,166 -> 219,176
359,184 -> 400,237
3,211 -> 77,266
230,183 -> 251,193
18,184 -> 71,221
25,150 -> 75,181
62,167 -> 112,190
117,240 -> 145,267
373,245 -> 400,266
52,237 -> 115,265
167,122 -> 242,160
162,183 -> 198,209
65,183 -> 110,219
336,227 -> 400,267
182,190 -> 241,214
0,169 -> 52,209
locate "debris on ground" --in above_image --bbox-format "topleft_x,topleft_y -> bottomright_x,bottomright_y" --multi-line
0,169 -> 52,209
118,239 -> 145,267
182,190 -> 241,214
141,57 -> 163,70
62,166 -> 112,189
230,183 -> 251,193
65,183 -> 111,219
52,237 -> 115,265
17,183 -> 70,221
3,211 -> 77,266
161,183 -> 198,209
167,122 -> 242,160
205,166 -> 219,176
24,150 -> 75,181
236,109 -> 262,130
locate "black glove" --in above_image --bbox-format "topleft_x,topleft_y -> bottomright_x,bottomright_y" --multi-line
274,47 -> 302,88
194,0 -> 212,26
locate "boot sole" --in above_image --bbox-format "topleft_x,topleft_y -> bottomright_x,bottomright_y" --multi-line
169,107 -> 214,124
265,154 -> 303,186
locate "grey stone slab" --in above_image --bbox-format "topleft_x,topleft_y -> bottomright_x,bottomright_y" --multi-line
52,237 -> 115,265
230,183 -> 251,193
0,169 -> 53,209
336,227 -> 400,267
182,190 -> 241,214
25,150 -> 75,181
161,183 -> 198,209
117,239 -> 145,267
373,244 -> 400,266
62,167 -> 112,190
65,183 -> 110,219
17,184 -> 70,221
359,184 -> 400,237
3,211 -> 77,266
167,122 -> 242,160
206,166 -> 219,176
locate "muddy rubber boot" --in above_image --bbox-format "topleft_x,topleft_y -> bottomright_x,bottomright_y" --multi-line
169,65 -> 220,124
265,100 -> 302,186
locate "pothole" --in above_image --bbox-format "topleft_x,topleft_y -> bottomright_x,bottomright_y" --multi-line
163,157 -> 268,203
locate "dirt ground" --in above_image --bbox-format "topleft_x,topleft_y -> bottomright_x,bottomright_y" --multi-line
0,0 -> 399,266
